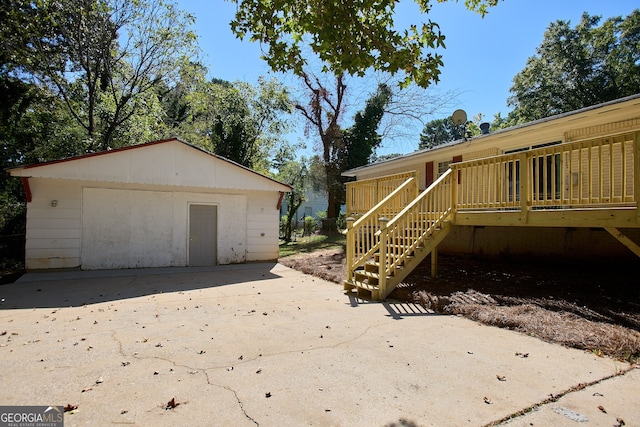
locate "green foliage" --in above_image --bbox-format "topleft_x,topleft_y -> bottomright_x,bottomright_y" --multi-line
303,216 -> 318,236
230,0 -> 499,88
341,83 -> 393,170
210,77 -> 292,172
6,0 -> 198,151
418,117 -> 463,149
275,154 -> 309,242
508,10 -> 640,123
336,212 -> 347,230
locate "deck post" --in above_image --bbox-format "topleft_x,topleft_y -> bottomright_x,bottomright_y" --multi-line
519,152 -> 529,224
346,217 -> 355,282
635,131 -> 640,223
431,246 -> 438,278
378,217 -> 389,299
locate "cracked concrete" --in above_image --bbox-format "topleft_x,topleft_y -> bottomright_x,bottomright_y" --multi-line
0,263 -> 638,426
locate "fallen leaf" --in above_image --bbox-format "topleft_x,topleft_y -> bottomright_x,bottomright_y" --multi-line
165,397 -> 179,410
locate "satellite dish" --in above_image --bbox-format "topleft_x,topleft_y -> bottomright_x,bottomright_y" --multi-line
452,109 -> 468,126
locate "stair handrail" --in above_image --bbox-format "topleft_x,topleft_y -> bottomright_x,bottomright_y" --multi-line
345,176 -> 419,282
377,169 -> 454,291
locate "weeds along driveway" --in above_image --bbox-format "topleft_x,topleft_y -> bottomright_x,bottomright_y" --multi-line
0,263 -> 637,426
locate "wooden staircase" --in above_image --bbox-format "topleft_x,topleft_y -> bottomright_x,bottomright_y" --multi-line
344,170 -> 454,300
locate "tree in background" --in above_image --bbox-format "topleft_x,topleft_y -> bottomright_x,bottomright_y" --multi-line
508,10 -> 640,123
11,0 -> 198,151
229,0 -> 499,88
294,72 -> 347,229
210,77 -> 292,173
278,159 -> 308,243
418,117 -> 463,149
340,84 -> 393,171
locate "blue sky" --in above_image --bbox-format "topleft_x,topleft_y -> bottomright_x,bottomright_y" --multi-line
176,0 -> 638,155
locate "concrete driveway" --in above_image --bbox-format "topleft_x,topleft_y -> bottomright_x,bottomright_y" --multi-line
0,263 -> 637,426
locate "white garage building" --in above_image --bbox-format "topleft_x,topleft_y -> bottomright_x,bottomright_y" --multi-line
8,138 -> 291,270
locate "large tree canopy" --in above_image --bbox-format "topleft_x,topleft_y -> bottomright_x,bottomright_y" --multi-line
229,0 -> 499,88
508,10 -> 640,123
6,0 -> 198,151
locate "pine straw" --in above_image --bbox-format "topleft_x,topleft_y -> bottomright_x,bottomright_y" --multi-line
414,291 -> 640,362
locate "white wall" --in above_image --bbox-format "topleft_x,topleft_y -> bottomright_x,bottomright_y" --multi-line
246,191 -> 281,261
23,178 -> 280,270
24,179 -> 82,269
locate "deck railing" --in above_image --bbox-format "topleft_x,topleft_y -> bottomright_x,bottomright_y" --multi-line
345,171 -> 417,218
376,169 -> 453,296
452,132 -> 637,211
345,176 -> 419,282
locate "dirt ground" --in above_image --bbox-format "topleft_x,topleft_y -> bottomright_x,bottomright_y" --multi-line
279,249 -> 640,362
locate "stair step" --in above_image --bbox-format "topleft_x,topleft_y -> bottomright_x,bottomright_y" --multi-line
343,279 -> 380,300
344,279 -> 378,291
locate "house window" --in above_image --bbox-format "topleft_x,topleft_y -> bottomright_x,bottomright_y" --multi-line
438,160 -> 451,176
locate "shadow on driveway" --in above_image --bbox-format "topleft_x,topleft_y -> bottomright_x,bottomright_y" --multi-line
0,262 -> 280,309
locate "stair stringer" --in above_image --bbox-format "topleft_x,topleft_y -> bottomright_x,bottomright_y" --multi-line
378,221 -> 452,300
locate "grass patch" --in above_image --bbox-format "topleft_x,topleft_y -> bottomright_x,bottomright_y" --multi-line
279,233 -> 345,258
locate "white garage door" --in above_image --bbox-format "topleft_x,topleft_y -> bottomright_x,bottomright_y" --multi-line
82,188 -> 175,269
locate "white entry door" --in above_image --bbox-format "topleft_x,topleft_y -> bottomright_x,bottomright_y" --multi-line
189,204 -> 218,266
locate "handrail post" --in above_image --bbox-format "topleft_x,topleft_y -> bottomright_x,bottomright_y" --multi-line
346,217 -> 355,282
450,165 -> 458,221
519,152 -> 529,224
635,131 -> 640,223
378,217 -> 389,299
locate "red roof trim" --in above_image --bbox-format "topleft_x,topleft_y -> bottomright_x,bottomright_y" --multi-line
21,177 -> 32,203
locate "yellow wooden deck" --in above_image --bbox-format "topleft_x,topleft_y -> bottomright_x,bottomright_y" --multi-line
344,131 -> 640,300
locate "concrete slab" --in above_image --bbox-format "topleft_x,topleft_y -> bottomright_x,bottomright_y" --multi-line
0,263 -> 636,426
